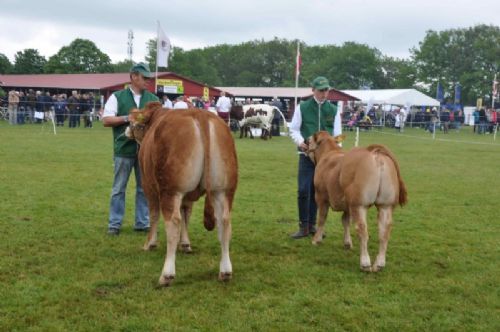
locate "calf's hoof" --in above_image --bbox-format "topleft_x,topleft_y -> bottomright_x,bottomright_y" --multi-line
344,243 -> 352,250
372,264 -> 385,273
158,274 -> 175,287
218,272 -> 232,282
360,265 -> 372,273
143,242 -> 157,251
180,243 -> 193,254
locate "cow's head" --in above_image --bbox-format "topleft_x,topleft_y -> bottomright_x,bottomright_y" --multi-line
230,105 -> 244,120
307,131 -> 345,164
125,101 -> 163,144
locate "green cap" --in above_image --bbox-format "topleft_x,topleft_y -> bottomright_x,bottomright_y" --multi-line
312,76 -> 330,90
129,62 -> 154,78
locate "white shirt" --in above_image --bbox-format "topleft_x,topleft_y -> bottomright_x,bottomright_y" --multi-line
163,99 -> 173,109
173,101 -> 188,109
102,88 -> 141,117
290,99 -> 342,146
216,96 -> 231,113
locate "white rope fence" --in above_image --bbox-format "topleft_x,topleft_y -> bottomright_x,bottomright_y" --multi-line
353,124 -> 500,147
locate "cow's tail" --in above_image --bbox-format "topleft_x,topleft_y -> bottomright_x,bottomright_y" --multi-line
198,113 -> 216,231
367,144 -> 408,207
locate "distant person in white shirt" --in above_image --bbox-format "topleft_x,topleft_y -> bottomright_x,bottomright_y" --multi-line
162,95 -> 173,109
216,91 -> 231,121
173,96 -> 188,110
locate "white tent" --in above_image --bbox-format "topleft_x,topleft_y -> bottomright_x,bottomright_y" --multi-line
341,89 -> 440,107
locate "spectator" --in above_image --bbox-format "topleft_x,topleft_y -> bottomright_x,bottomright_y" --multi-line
35,91 -> 44,123
440,109 -> 450,134
216,91 -> 231,122
173,95 -> 188,109
162,95 -> 173,109
26,89 -> 36,123
54,94 -> 67,126
8,90 -> 19,125
67,91 -> 79,128
18,91 -> 26,125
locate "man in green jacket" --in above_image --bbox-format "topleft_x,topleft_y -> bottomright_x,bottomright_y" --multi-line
102,63 -> 159,235
289,76 -> 342,238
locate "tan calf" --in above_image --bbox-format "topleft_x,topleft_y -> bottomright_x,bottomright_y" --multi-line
126,102 -> 238,286
307,131 -> 407,272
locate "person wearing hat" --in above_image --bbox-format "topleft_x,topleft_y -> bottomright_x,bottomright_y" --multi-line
102,63 -> 159,235
289,76 -> 342,239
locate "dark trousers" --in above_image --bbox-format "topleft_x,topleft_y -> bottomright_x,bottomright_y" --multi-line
297,154 -> 317,226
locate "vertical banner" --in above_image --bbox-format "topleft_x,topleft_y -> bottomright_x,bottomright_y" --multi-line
436,82 -> 444,104
454,83 -> 461,104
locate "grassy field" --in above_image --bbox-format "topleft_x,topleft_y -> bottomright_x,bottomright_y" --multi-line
0,121 -> 499,331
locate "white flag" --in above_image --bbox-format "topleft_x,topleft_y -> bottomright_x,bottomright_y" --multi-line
157,25 -> 171,68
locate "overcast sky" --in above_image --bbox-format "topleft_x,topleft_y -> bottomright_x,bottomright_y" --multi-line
1,0 -> 499,64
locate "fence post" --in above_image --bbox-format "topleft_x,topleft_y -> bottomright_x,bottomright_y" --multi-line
355,127 -> 359,147
432,122 -> 436,140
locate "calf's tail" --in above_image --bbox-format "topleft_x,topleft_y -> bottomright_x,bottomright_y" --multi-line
198,113 -> 216,231
367,144 -> 408,206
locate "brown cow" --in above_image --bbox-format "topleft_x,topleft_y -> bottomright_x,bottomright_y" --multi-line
126,102 -> 238,286
306,131 -> 407,272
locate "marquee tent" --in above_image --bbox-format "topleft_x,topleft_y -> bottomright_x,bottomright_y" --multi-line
341,89 -> 440,107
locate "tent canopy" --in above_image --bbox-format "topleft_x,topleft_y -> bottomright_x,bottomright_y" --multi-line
341,89 -> 440,107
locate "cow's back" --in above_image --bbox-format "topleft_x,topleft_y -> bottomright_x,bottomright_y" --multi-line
139,110 -> 237,197
339,147 -> 400,207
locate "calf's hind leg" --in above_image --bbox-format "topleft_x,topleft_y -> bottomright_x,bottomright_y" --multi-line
373,206 -> 393,272
350,205 -> 371,272
158,194 -> 182,286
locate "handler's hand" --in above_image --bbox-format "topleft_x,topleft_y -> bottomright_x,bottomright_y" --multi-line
299,142 -> 309,152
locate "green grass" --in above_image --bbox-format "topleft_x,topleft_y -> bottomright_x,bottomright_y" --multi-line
0,121 -> 499,331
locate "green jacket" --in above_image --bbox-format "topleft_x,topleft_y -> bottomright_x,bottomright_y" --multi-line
112,88 -> 159,157
299,98 -> 337,140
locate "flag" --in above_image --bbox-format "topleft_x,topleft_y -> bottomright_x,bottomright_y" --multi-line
157,24 -> 171,68
454,83 -> 461,105
436,82 -> 444,103
295,44 -> 302,77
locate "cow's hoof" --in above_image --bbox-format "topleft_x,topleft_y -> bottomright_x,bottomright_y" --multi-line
372,264 -> 384,272
218,272 -> 232,282
158,274 -> 175,286
143,242 -> 157,251
311,238 -> 322,245
344,243 -> 352,250
360,265 -> 372,272
180,243 -> 193,254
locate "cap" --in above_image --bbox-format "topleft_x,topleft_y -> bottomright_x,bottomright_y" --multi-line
312,76 -> 330,90
130,62 -> 154,78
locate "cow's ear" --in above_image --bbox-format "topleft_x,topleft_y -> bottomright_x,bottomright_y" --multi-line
143,101 -> 162,122
334,134 -> 346,144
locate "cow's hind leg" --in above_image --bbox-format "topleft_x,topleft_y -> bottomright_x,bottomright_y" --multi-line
143,198 -> 159,251
179,202 -> 193,253
342,211 -> 352,249
213,191 -> 232,281
350,205 -> 371,271
158,193 -> 182,286
373,206 -> 393,272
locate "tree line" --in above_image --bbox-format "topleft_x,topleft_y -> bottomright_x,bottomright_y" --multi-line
0,24 -> 498,105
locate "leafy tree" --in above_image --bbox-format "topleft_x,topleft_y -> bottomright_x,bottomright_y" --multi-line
112,59 -> 135,73
45,38 -> 113,73
0,53 -> 12,74
13,49 -> 46,74
412,24 -> 500,104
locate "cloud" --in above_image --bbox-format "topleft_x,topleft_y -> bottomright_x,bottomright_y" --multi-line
0,0 -> 498,63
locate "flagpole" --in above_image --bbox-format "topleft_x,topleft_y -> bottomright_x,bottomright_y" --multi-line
294,41 -> 300,110
155,20 -> 160,95
493,73 -> 497,109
